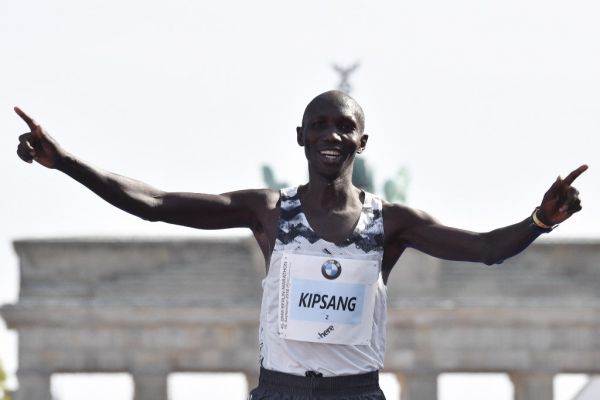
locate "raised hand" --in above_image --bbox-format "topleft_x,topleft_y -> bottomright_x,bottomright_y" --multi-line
538,164 -> 588,226
15,107 -> 66,169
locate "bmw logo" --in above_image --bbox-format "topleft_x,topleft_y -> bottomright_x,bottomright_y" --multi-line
321,259 -> 342,280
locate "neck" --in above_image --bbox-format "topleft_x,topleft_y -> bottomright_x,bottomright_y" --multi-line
303,167 -> 359,211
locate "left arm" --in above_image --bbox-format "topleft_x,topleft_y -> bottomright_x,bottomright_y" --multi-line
385,165 -> 587,265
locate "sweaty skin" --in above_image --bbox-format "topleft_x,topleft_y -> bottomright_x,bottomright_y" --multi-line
14,91 -> 587,283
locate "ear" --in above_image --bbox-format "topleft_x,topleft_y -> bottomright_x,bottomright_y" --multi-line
296,126 -> 304,146
356,133 -> 368,154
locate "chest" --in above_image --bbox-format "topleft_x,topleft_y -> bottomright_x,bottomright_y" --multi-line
303,207 -> 362,244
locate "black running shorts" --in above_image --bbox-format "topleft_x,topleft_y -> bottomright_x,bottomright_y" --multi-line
248,367 -> 386,400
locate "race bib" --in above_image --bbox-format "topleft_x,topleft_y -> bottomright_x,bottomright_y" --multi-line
278,252 -> 379,345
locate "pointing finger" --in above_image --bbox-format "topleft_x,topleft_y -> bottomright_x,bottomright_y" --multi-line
14,106 -> 38,130
562,164 -> 588,187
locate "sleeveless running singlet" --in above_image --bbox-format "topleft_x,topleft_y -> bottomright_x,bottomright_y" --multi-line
258,186 -> 387,377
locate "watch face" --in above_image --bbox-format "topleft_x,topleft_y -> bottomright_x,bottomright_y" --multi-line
321,259 -> 342,280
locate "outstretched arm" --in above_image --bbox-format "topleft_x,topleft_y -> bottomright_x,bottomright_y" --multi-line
385,165 -> 587,265
14,107 -> 273,230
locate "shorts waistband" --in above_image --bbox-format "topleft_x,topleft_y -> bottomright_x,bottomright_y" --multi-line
257,367 -> 380,395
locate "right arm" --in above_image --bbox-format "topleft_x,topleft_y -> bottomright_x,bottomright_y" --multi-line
14,107 -> 274,231
57,154 -> 269,229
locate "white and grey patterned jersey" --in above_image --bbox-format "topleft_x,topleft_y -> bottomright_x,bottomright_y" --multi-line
258,186 -> 388,377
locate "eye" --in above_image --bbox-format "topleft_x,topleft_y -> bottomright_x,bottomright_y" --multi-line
338,121 -> 355,133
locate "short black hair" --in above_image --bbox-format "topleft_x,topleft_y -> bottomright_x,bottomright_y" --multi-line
301,90 -> 365,132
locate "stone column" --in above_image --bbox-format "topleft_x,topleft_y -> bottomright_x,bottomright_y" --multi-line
14,370 -> 51,400
510,372 -> 554,400
132,371 -> 168,400
244,370 -> 260,393
397,371 -> 438,400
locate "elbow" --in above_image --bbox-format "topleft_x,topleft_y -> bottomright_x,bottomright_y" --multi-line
135,195 -> 164,222
140,201 -> 163,222
129,204 -> 159,222
483,255 -> 504,266
140,209 -> 160,222
480,235 -> 505,266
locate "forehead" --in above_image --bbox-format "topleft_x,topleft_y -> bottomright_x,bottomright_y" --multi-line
303,97 -> 361,124
307,100 -> 355,118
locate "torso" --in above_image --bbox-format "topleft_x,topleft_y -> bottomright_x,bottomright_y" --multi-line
257,186 -> 388,376
252,186 -> 407,284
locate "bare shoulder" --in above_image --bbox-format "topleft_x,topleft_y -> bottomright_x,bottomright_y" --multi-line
223,187 -> 280,214
261,188 -> 282,209
382,201 -> 438,243
229,188 -> 280,225
234,188 -> 280,252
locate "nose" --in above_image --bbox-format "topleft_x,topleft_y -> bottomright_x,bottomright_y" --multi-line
322,128 -> 342,143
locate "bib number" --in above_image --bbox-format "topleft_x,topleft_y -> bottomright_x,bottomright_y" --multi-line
278,252 -> 379,345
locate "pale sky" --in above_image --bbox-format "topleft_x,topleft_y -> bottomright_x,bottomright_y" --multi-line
1,0 -> 599,397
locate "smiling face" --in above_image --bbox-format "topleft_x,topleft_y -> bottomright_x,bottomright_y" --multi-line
297,91 -> 368,181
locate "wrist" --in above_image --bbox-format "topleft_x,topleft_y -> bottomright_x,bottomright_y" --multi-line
529,207 -> 557,233
55,151 -> 76,172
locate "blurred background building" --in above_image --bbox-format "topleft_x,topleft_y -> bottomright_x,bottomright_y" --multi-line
1,238 -> 599,400
2,1 -> 600,399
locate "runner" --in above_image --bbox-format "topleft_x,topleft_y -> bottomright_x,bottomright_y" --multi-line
14,90 -> 586,399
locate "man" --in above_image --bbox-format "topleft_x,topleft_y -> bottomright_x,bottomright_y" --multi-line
15,90 -> 586,399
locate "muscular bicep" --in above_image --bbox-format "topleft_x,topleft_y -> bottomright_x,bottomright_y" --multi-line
151,189 -> 277,231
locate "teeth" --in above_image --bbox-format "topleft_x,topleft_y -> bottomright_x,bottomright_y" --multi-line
320,150 -> 341,156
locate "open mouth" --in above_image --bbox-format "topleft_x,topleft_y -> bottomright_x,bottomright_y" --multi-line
319,149 -> 343,162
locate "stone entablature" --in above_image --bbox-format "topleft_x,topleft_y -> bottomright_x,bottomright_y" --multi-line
2,238 -> 599,400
